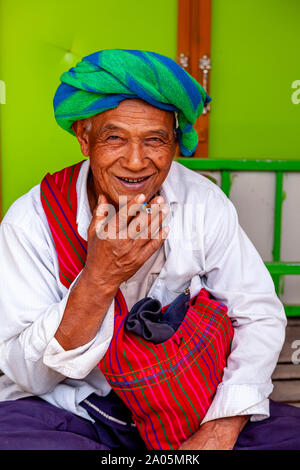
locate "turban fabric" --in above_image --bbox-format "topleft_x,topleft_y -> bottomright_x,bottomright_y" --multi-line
53,49 -> 211,156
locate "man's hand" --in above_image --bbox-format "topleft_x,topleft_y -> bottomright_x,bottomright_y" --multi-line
178,415 -> 250,450
84,192 -> 169,291
55,192 -> 169,351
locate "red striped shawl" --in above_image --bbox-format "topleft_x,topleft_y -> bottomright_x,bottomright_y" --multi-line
40,160 -> 87,287
40,161 -> 234,450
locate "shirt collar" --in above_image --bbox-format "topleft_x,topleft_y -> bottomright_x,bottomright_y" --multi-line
160,164 -> 180,206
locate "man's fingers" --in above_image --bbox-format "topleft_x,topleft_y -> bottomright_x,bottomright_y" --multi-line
117,193 -> 146,233
128,202 -> 169,240
110,192 -> 166,237
136,225 -> 170,261
95,194 -> 109,218
92,192 -> 169,242
93,194 -> 115,239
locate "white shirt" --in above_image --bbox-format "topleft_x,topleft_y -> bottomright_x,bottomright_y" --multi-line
0,159 -> 286,424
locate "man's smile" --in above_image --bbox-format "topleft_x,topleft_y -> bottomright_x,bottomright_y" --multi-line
114,173 -> 154,190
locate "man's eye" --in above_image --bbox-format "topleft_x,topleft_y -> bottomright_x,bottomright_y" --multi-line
146,137 -> 164,144
107,135 -> 122,141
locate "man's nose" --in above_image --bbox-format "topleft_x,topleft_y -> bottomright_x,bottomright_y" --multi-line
122,142 -> 148,171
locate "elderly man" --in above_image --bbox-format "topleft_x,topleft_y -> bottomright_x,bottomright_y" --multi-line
0,49 -> 299,451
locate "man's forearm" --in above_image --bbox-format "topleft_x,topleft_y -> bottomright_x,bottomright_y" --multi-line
178,415 -> 250,450
54,269 -> 118,350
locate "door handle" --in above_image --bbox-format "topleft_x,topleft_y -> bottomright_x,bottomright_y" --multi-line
199,55 -> 211,113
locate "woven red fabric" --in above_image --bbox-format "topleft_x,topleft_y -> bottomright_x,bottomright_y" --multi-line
40,162 -> 234,450
40,160 -> 87,288
99,288 -> 234,450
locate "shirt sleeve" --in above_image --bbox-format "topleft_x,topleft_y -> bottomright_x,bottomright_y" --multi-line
0,222 -> 114,396
199,190 -> 287,424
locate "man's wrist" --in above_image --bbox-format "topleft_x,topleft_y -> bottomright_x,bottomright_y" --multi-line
201,415 -> 250,434
178,415 -> 250,450
55,268 -> 118,351
200,415 -> 250,448
80,266 -> 119,298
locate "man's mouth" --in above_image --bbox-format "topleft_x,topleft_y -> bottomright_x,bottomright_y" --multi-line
115,174 -> 153,188
116,175 -> 152,183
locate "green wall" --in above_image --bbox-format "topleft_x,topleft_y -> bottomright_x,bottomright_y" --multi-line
1,0 -> 300,216
0,0 -> 178,215
209,0 -> 300,160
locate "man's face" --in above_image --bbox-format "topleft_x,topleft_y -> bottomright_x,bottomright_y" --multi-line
73,99 -> 177,209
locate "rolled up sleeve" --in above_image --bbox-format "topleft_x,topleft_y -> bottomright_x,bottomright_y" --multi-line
0,222 -> 113,395
43,300 -> 114,379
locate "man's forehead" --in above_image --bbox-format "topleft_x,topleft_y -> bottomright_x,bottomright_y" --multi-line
90,102 -> 176,133
98,99 -> 173,118
97,123 -> 172,138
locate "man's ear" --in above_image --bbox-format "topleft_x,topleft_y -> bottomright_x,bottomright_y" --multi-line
72,120 -> 91,157
173,131 -> 179,154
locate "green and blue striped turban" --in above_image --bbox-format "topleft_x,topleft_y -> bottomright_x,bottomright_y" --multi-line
53,49 -> 211,156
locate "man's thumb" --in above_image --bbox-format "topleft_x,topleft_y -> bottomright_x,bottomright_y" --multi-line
95,194 -> 108,216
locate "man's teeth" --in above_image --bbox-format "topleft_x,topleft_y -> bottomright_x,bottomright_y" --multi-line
120,177 -> 148,183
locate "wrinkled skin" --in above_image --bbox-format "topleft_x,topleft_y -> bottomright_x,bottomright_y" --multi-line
73,98 -> 177,212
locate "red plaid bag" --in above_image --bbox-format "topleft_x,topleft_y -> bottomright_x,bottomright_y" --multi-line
99,287 -> 234,450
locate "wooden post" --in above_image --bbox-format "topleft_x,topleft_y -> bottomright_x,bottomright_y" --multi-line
177,0 -> 212,158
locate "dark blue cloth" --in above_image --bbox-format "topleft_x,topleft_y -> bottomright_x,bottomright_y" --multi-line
0,396 -> 106,450
234,400 -> 300,450
80,392 -> 146,451
0,393 -> 300,449
0,393 -> 144,450
125,290 -> 191,343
